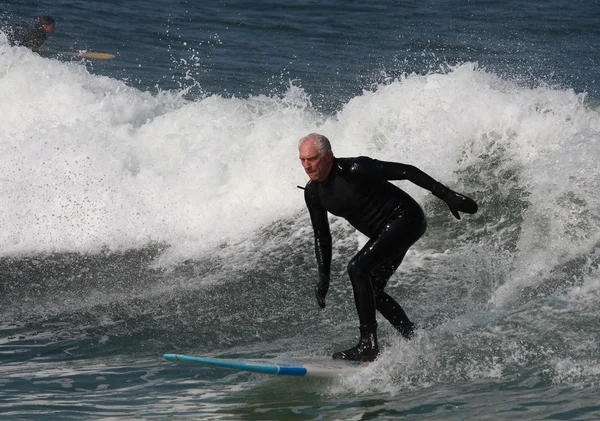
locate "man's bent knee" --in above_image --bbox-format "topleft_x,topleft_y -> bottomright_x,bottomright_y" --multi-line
347,258 -> 369,286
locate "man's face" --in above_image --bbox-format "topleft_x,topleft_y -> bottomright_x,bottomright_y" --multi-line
43,23 -> 55,35
299,140 -> 332,182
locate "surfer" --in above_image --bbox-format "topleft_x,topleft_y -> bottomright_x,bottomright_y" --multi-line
299,133 -> 478,362
7,16 -> 55,52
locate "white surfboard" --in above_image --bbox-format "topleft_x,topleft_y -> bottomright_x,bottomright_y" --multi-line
163,353 -> 367,377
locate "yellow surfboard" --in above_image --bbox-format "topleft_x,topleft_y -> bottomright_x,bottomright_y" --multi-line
46,50 -> 116,60
75,51 -> 115,60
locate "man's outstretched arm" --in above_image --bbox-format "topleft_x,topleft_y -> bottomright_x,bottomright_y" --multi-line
351,157 -> 478,219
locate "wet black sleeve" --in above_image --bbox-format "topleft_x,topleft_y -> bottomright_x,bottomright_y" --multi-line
347,156 -> 449,197
304,182 -> 332,281
8,25 -> 46,50
7,25 -> 26,46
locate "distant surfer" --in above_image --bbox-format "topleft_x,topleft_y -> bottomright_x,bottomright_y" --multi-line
299,133 -> 478,362
7,16 -> 55,52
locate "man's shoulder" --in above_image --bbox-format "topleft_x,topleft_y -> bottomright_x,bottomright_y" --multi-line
10,24 -> 32,35
336,156 -> 376,176
303,180 -> 321,204
336,155 -> 373,165
304,180 -> 318,192
7,24 -> 26,38
7,24 -> 35,44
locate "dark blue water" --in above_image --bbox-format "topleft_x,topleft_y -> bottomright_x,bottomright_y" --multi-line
2,0 -> 598,109
1,1 -> 600,420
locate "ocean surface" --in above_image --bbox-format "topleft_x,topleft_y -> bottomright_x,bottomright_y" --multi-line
1,1 -> 600,420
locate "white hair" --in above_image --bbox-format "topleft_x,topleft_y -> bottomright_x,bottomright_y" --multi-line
298,133 -> 331,156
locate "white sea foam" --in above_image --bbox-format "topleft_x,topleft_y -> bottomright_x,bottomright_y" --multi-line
1,46 -> 599,300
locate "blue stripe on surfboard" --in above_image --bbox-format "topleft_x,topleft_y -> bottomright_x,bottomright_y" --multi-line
163,354 -> 308,376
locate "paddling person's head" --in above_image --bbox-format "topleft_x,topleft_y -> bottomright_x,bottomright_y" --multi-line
39,16 -> 55,35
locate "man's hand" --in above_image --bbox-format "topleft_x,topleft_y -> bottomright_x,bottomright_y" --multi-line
314,278 -> 329,308
442,190 -> 478,220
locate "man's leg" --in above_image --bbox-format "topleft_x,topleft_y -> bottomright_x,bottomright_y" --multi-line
332,215 -> 425,361
371,254 -> 415,339
349,216 -> 425,332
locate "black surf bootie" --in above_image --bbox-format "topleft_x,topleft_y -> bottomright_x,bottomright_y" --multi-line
398,320 -> 415,340
332,329 -> 379,362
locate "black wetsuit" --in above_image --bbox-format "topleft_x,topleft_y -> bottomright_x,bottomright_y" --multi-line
7,24 -> 49,51
304,156 -> 450,336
